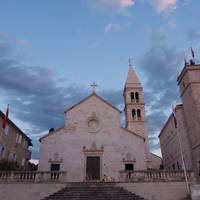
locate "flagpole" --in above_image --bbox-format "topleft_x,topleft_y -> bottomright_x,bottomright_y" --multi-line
174,107 -> 190,196
2,104 -> 9,130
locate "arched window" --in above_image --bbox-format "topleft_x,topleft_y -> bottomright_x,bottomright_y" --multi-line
130,92 -> 134,101
135,92 -> 139,102
137,109 -> 141,120
132,109 -> 136,119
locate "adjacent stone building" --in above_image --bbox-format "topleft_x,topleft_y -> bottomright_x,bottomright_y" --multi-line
38,66 -> 161,182
0,110 -> 32,170
159,104 -> 193,171
159,63 -> 200,182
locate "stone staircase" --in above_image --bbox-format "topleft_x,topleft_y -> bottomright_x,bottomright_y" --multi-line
41,182 -> 146,200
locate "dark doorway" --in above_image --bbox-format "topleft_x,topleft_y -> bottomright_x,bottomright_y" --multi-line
125,163 -> 134,171
51,164 -> 60,171
86,156 -> 100,180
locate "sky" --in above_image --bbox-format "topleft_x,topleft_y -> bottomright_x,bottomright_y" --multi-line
0,0 -> 200,159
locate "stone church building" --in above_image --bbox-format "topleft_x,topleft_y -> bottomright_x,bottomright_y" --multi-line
159,63 -> 200,182
38,66 -> 160,182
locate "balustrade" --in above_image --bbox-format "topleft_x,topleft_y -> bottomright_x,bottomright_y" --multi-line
119,170 -> 195,182
0,171 -> 67,183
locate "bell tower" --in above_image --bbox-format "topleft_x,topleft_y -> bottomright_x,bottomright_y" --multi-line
124,63 -> 150,158
177,61 -> 200,182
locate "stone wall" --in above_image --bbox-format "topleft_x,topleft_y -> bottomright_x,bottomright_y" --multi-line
191,184 -> 200,200
159,105 -> 193,171
119,182 -> 188,200
0,183 -> 66,200
149,153 -> 162,169
0,182 -> 191,200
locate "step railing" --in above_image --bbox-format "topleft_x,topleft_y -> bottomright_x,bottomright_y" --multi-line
0,171 -> 67,183
119,170 -> 195,182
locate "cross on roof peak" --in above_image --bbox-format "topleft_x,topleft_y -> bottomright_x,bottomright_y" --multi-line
90,82 -> 98,93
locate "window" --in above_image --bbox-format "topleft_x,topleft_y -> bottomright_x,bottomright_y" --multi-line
13,154 -> 17,162
16,134 -> 19,143
125,163 -> 134,171
16,134 -> 22,144
137,109 -> 141,120
177,162 -> 180,170
130,92 -> 134,101
51,164 -> 60,171
135,92 -> 139,102
172,164 -> 175,170
23,140 -> 28,149
8,152 -> 13,161
21,158 -> 25,166
132,109 -> 136,119
0,146 -> 5,158
4,125 -> 9,135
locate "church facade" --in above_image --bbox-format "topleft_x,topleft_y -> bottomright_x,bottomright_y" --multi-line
38,66 -> 156,182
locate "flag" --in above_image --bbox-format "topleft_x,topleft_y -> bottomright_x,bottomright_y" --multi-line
2,105 -> 9,129
191,47 -> 195,59
172,106 -> 177,128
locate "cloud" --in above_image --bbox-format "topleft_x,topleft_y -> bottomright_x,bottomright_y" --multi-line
105,23 -> 117,33
139,30 -> 184,152
187,30 -> 200,41
104,23 -> 120,33
151,0 -> 178,13
0,41 -> 125,158
14,38 -> 31,46
104,23 -> 129,33
150,0 -> 191,13
168,19 -> 176,29
119,0 -> 135,7
0,30 -> 184,158
0,42 -> 90,157
0,32 -> 31,46
88,0 -> 135,14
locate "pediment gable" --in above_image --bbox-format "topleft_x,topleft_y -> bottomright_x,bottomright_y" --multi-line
64,93 -> 121,114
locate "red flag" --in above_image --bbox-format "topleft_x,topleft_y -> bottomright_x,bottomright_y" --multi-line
191,47 -> 195,59
2,105 -> 9,129
172,106 -> 177,128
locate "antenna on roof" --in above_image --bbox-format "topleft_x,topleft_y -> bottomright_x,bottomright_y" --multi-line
128,57 -> 133,67
189,47 -> 196,65
191,47 -> 195,59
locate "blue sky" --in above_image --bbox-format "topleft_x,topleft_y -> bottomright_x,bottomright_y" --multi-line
0,0 -> 200,159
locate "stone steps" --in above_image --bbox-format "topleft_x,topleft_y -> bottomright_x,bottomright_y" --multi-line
41,183 -> 146,200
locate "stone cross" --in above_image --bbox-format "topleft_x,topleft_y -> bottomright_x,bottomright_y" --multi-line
90,82 -> 98,93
